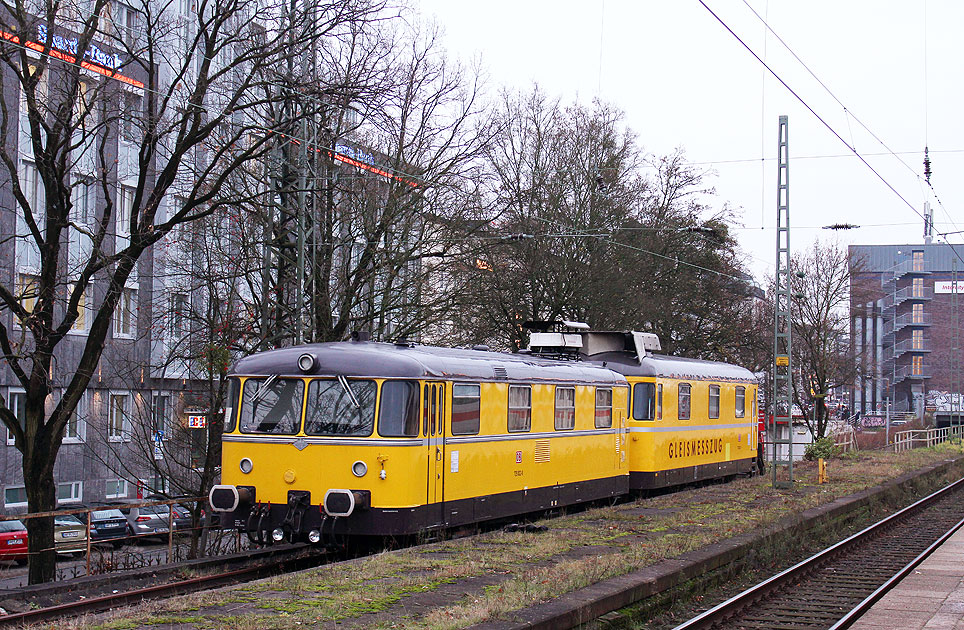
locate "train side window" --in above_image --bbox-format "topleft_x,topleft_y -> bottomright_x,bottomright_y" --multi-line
632,382 -> 655,421
378,381 -> 420,437
678,383 -> 691,420
304,379 -> 376,436
595,388 -> 613,428
554,386 -> 575,430
423,384 -> 430,436
224,377 -> 241,433
507,385 -> 531,432
452,384 -> 481,435
239,377 -> 304,435
708,385 -> 720,419
657,384 -> 663,421
735,386 -> 746,418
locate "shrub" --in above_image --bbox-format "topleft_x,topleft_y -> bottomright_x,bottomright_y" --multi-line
804,437 -> 840,461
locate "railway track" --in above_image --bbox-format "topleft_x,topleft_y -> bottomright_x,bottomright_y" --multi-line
0,543 -> 327,628
674,476 -> 964,630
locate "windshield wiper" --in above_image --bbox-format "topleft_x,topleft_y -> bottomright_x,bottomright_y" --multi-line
337,374 -> 360,409
250,374 -> 278,405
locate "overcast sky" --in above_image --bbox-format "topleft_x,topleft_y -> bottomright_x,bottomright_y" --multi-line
413,0 -> 964,281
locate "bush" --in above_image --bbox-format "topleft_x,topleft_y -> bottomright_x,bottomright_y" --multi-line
804,437 -> 840,461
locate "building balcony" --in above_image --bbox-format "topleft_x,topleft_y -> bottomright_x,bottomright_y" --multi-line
894,363 -> 931,383
885,285 -> 933,309
889,339 -> 931,360
884,312 -> 933,337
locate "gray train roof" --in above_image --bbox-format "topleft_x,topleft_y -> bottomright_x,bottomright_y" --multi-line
232,341 -> 626,385
586,351 -> 757,382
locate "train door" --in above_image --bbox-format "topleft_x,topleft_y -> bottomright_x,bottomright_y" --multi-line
423,382 -> 446,528
616,387 -> 628,471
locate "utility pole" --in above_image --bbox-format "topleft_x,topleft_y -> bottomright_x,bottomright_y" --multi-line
772,115 -> 794,488
952,257 -> 960,439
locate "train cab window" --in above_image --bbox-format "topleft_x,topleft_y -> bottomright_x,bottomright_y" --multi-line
735,386 -> 746,418
632,382 -> 656,421
224,377 -> 240,433
595,388 -> 613,428
554,387 -> 575,430
304,378 -> 376,436
507,385 -> 531,432
239,377 -> 304,435
708,385 -> 720,419
657,384 -> 663,421
451,384 -> 481,435
678,383 -> 691,420
378,381 -> 420,437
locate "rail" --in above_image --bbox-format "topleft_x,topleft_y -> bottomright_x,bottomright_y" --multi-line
893,425 -> 964,453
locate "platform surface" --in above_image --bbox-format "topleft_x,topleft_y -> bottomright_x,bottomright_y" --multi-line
850,525 -> 964,629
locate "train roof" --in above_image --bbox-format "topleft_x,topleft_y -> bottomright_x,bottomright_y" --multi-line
232,341 -> 626,386
587,351 -> 757,383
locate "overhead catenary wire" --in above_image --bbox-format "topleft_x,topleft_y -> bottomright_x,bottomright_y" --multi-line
700,0 -> 964,267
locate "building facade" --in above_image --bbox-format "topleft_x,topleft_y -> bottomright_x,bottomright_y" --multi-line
849,243 -> 963,422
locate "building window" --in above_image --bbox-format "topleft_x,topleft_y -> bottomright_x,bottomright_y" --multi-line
105,479 -> 128,499
912,329 -> 924,350
708,385 -> 720,419
735,386 -> 746,418
451,384 -> 480,436
595,388 -> 613,429
5,390 -> 25,446
57,481 -> 83,504
113,288 -> 136,337
912,277 -> 924,298
912,303 -> 923,324
507,385 -> 531,433
120,92 -> 142,143
152,394 -> 169,439
3,485 -> 27,508
108,392 -> 130,441
678,383 -> 691,420
16,273 -> 39,319
171,293 -> 188,337
68,284 -> 89,333
912,250 -> 924,272
17,162 -> 45,271
912,355 -> 923,376
64,391 -> 88,443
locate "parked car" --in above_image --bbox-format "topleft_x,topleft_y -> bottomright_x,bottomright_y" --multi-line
78,506 -> 128,548
54,514 -> 88,557
0,519 -> 28,566
102,500 -> 171,542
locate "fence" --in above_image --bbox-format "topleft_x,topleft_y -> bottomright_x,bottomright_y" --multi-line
833,426 -> 858,453
892,425 -> 964,453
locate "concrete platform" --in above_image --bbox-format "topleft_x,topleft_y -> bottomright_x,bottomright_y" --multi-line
851,525 -> 964,630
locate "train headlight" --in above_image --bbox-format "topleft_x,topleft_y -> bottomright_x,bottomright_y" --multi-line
351,460 -> 368,477
308,529 -> 321,544
271,528 -> 285,542
297,352 -> 317,373
239,458 -> 253,474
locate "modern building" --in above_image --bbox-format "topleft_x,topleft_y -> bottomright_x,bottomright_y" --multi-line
849,242 -> 964,423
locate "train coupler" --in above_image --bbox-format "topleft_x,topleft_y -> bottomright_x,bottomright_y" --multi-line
279,491 -> 311,542
246,501 -> 272,546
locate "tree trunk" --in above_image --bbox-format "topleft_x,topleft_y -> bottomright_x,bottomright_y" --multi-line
23,446 -> 57,584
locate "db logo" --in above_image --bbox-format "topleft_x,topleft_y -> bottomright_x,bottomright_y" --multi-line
515,451 -> 522,464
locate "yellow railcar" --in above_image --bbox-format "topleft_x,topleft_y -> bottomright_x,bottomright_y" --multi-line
578,331 -> 760,490
210,340 -> 629,544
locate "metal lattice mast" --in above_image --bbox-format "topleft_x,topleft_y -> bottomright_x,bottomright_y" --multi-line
952,258 -> 961,435
772,115 -> 794,488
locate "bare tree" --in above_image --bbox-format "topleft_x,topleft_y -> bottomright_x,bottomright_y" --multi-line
0,0 -> 380,582
789,240 -> 866,439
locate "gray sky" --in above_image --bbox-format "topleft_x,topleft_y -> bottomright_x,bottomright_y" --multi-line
414,0 -> 964,281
